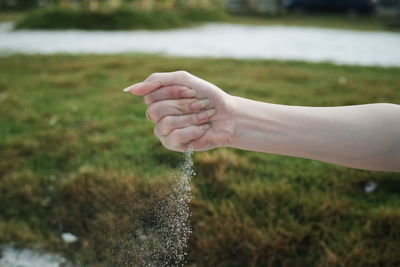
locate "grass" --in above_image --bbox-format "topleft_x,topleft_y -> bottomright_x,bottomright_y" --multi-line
0,54 -> 400,266
0,11 -> 24,22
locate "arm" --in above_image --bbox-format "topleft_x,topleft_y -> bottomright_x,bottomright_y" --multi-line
124,71 -> 400,172
230,97 -> 400,172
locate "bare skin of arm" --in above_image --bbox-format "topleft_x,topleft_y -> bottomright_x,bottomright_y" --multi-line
123,71 -> 400,172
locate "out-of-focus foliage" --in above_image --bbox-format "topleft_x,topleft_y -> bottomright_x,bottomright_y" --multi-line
13,0 -> 226,30
15,8 -> 225,30
0,0 -> 226,11
16,9 -> 225,30
227,0 -> 286,15
0,0 -> 38,10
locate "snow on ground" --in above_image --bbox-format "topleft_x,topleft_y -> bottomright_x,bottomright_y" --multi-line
0,246 -> 69,267
1,23 -> 400,67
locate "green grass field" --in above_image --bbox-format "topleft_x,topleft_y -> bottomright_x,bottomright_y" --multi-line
1,55 -> 400,266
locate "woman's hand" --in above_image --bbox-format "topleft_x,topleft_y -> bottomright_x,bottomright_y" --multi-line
124,71 -> 400,171
124,71 -> 236,152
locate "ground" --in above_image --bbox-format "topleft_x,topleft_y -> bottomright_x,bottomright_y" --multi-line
1,55 -> 400,266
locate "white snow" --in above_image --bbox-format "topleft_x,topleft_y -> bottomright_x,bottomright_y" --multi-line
0,23 -> 400,67
0,246 -> 68,267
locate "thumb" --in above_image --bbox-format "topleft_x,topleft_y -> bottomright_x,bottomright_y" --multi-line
122,81 -> 162,96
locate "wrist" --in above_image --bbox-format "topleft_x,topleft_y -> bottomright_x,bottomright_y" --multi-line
228,96 -> 287,153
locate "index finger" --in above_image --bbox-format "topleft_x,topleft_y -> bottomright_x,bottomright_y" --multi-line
143,85 -> 196,105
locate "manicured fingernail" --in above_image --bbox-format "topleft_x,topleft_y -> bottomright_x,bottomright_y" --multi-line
190,98 -> 210,110
180,89 -> 196,98
198,108 -> 216,120
202,124 -> 211,130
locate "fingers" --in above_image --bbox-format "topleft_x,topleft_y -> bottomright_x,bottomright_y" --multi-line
157,109 -> 216,136
155,124 -> 211,152
123,71 -> 192,96
143,85 -> 196,105
147,98 -> 211,122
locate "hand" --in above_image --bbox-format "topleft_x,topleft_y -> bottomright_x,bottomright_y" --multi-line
124,71 -> 236,152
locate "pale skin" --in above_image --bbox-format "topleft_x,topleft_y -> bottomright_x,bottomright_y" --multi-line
123,71 -> 400,172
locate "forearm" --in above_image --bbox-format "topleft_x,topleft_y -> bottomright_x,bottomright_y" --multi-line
229,96 -> 400,172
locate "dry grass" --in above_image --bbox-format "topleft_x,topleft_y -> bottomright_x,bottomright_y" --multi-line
0,55 -> 400,266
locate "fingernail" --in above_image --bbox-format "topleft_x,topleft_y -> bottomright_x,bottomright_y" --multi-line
146,109 -> 152,121
122,82 -> 143,92
198,108 -> 216,120
202,124 -> 211,130
180,89 -> 196,98
190,98 -> 210,110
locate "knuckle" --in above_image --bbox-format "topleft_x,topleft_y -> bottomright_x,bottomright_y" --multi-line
176,100 -> 190,113
176,70 -> 186,75
154,127 -> 179,152
147,104 -> 160,122
161,140 -> 173,151
143,95 -> 152,105
155,123 -> 164,136
158,117 -> 172,135
170,85 -> 186,97
178,70 -> 190,76
175,70 -> 190,81
169,130 -> 181,145
148,72 -> 160,80
175,129 -> 187,142
163,137 -> 177,151
188,114 -> 198,125
162,116 -> 174,131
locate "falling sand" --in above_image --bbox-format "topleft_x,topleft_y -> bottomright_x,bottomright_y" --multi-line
132,146 -> 195,266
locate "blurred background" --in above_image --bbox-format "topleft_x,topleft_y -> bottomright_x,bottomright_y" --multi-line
0,0 -> 399,29
1,0 -> 400,266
